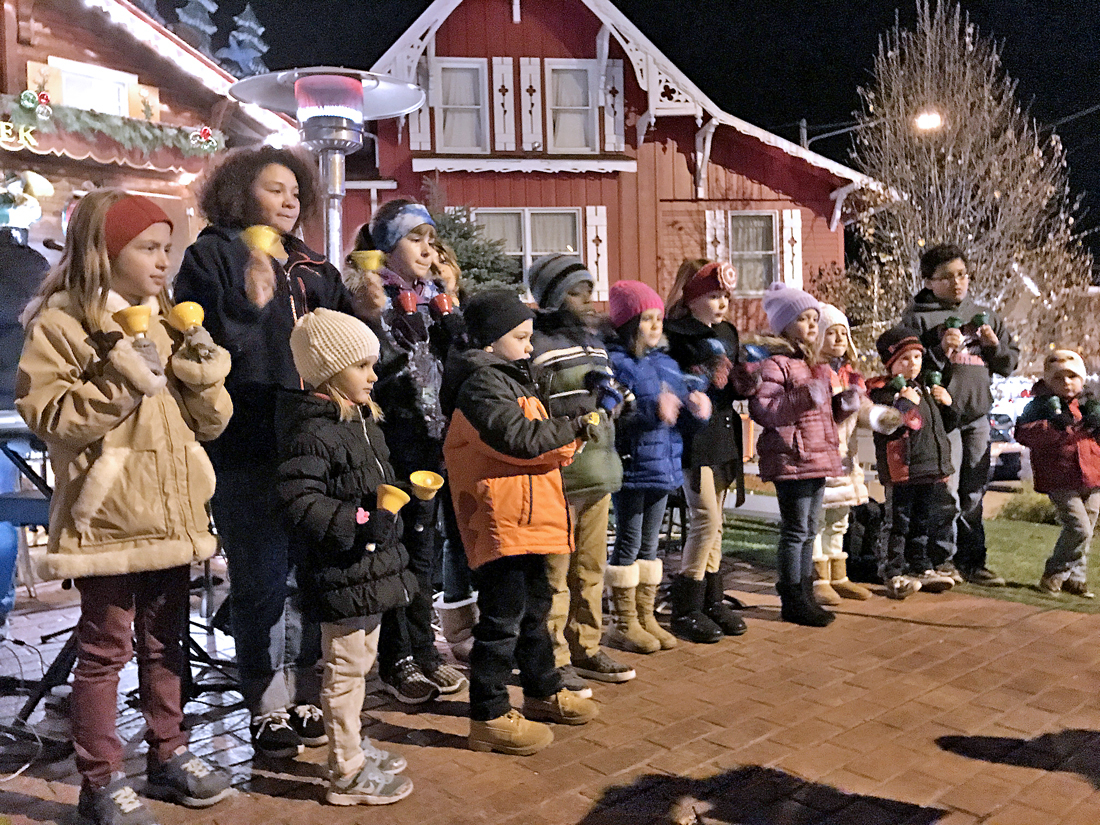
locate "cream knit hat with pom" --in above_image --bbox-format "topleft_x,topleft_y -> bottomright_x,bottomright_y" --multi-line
290,308 -> 380,388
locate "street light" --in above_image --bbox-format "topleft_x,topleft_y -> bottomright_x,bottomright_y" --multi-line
230,67 -> 425,265
799,109 -> 944,149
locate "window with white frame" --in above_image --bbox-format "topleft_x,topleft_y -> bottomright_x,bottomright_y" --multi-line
434,58 -> 489,153
476,208 -> 582,274
544,60 -> 599,153
727,212 -> 779,294
47,56 -> 135,117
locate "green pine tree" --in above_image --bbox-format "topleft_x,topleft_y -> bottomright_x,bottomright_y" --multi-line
423,178 -> 521,294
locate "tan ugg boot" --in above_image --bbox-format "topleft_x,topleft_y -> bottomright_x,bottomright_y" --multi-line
603,563 -> 660,654
434,593 -> 478,662
830,554 -> 872,600
468,710 -> 553,755
813,558 -> 842,605
635,559 -> 677,649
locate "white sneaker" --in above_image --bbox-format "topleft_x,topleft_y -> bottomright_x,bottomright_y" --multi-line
916,569 -> 955,593
326,762 -> 413,806
886,575 -> 921,600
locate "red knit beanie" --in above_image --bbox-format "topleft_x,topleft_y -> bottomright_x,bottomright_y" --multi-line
609,280 -> 664,328
681,261 -> 738,305
105,195 -> 173,258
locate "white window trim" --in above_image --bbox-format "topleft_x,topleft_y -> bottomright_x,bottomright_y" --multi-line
476,206 -> 583,276
47,55 -> 137,117
432,57 -> 490,154
411,157 -> 636,173
726,210 -> 780,297
543,58 -> 600,154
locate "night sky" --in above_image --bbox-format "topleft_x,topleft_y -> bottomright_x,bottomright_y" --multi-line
176,0 -> 1100,255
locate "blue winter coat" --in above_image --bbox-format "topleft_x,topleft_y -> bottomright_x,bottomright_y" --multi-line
609,343 -> 692,492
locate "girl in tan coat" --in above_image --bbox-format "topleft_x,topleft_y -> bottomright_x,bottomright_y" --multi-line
16,191 -> 233,825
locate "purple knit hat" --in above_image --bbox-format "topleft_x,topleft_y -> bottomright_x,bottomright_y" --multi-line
763,282 -> 820,335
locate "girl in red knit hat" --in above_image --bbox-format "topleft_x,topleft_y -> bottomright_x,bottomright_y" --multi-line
17,190 -> 234,824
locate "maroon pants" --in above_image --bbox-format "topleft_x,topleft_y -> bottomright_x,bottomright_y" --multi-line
72,566 -> 190,787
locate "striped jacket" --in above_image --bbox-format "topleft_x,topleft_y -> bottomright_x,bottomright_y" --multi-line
531,309 -> 623,499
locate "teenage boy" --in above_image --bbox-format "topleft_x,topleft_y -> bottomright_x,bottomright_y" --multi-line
901,244 -> 1019,586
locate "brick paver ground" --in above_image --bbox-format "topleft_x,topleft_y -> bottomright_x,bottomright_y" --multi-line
2,555 -> 1099,825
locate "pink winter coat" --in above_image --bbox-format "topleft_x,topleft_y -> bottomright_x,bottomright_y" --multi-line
749,342 -> 843,483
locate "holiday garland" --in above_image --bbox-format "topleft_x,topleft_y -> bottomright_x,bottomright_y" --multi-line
0,94 -> 224,157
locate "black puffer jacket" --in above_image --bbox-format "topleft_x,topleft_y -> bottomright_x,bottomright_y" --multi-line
868,377 -> 956,485
275,390 -> 416,623
175,225 -> 358,469
664,316 -> 746,475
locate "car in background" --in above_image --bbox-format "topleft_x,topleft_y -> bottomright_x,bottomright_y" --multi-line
988,414 -> 1026,481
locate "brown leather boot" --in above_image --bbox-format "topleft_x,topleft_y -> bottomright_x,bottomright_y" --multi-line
469,710 -> 553,755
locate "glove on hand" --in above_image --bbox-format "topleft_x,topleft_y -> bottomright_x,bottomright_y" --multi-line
834,386 -> 861,418
131,337 -> 164,377
807,379 -> 830,407
181,326 -> 217,361
728,362 -> 761,397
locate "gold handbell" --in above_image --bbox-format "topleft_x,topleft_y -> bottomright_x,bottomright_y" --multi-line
409,470 -> 444,501
349,250 -> 385,273
376,484 -> 411,514
112,305 -> 151,337
168,301 -> 205,333
241,225 -> 288,263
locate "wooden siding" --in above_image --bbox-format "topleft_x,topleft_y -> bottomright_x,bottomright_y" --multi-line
366,0 -> 849,337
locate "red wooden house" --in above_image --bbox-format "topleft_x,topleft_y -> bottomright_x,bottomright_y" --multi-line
351,0 -> 870,332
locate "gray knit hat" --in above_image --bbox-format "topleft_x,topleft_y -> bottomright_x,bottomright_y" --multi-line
290,308 -> 380,388
526,254 -> 595,309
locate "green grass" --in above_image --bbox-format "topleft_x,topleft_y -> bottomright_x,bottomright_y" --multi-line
719,513 -> 1100,614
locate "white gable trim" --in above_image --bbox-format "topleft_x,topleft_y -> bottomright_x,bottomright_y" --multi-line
78,0 -> 289,134
371,0 -> 870,189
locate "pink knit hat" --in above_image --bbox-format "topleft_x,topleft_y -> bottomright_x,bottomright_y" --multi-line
609,280 -> 664,328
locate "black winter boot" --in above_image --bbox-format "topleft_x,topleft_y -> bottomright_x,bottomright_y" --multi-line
670,576 -> 722,643
704,571 -> 747,636
776,580 -> 835,627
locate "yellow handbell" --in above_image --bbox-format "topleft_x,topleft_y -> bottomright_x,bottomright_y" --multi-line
349,250 -> 385,273
112,305 -> 151,337
168,301 -> 205,333
241,225 -> 288,263
376,484 -> 411,514
409,471 -> 444,501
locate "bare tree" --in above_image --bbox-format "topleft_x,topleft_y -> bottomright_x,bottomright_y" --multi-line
845,0 -> 1092,369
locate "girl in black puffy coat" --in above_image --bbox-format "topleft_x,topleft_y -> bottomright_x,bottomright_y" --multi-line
276,308 -> 417,807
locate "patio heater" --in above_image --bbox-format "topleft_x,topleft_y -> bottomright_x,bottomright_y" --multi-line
229,67 -> 425,265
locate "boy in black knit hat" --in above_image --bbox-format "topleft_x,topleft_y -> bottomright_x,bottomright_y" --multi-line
442,289 -> 600,756
868,326 -> 958,599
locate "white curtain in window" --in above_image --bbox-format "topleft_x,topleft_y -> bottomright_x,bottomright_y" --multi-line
441,67 -> 482,150
551,69 -> 591,150
531,213 -> 579,256
729,215 -> 775,292
478,212 -> 523,256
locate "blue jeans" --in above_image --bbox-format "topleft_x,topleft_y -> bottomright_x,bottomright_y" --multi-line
774,478 -> 826,586
212,465 -> 321,716
948,416 -> 990,571
469,555 -> 562,721
610,489 -> 669,566
441,483 -> 473,602
877,482 -> 954,580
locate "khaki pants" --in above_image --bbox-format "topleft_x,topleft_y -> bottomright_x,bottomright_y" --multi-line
547,492 -> 611,667
320,615 -> 381,778
681,465 -> 735,580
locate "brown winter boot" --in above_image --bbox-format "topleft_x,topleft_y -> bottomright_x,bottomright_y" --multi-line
469,710 -> 553,755
813,559 -> 842,605
603,563 -> 660,654
635,559 -> 677,649
830,554 -> 872,600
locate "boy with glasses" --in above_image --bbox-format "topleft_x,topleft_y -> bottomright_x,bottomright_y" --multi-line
901,244 -> 1019,586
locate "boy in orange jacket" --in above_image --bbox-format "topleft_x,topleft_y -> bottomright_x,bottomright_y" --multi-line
442,289 -> 599,756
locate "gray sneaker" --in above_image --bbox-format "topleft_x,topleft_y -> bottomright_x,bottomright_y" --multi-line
78,774 -> 158,825
326,762 -> 413,806
557,665 -> 593,699
885,575 -> 921,600
916,569 -> 955,593
572,650 -> 635,683
145,747 -> 234,808
361,738 -> 407,774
